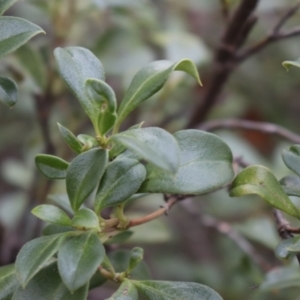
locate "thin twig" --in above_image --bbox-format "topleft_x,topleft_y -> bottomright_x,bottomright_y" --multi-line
199,118 -> 300,144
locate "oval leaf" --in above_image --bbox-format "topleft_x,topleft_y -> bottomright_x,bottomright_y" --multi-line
275,237 -> 300,260
115,59 -> 201,128
57,123 -> 83,154
106,280 -> 138,300
280,175 -> 300,197
230,165 -> 300,219
35,154 -> 69,180
0,264 -> 19,300
71,208 -> 100,230
85,78 -> 117,135
132,280 -> 223,300
16,234 -> 65,287
110,128 -> 180,173
128,247 -> 144,273
0,0 -> 17,15
31,204 -> 71,226
282,145 -> 300,177
0,16 -> 44,59
0,76 -> 17,107
58,231 -> 105,292
95,158 -> 146,213
140,130 -> 234,194
12,262 -> 88,300
66,148 -> 108,212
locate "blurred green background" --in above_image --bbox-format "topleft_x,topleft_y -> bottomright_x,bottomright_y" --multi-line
1,0 -> 300,299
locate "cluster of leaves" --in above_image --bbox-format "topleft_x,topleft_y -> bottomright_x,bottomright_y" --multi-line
0,45 -> 235,299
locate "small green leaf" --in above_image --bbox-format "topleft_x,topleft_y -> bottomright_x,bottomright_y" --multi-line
16,234 -> 65,287
0,264 -> 19,300
31,204 -> 71,226
106,231 -> 133,245
128,247 -> 143,273
0,76 -> 17,107
85,78 -> 117,135
110,127 -> 180,173
115,59 -> 201,128
280,175 -> 300,197
54,47 -> 105,133
71,208 -> 100,230
0,17 -> 44,59
42,224 -> 74,236
77,134 -> 98,149
66,148 -> 108,212
57,123 -> 83,154
282,59 -> 300,71
132,280 -> 223,300
106,280 -> 138,300
282,145 -> 300,177
12,262 -> 88,300
0,0 -> 17,15
58,231 -> 105,292
140,130 -> 234,194
95,158 -> 146,213
230,165 -> 300,219
35,154 -> 69,180
275,237 -> 300,260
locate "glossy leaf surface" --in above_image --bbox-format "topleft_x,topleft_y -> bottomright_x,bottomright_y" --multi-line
16,234 -> 65,287
282,145 -> 300,177
35,154 -> 69,180
230,165 -> 300,219
116,59 -> 201,127
31,204 -> 71,226
106,280 -> 138,300
0,0 -> 16,15
12,262 -> 88,300
0,264 -> 19,300
66,148 -> 107,212
140,130 -> 234,194
71,208 -> 100,230
0,17 -> 44,59
58,231 -> 105,292
110,127 -> 180,173
57,123 -> 83,154
280,175 -> 300,197
133,280 -> 223,300
0,76 -> 17,107
95,158 -> 146,212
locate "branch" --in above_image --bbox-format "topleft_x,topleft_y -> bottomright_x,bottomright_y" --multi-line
199,118 -> 300,144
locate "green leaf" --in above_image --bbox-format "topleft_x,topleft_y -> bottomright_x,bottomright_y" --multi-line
95,158 -> 146,213
128,248 -> 143,273
58,231 -> 105,292
12,262 -> 88,300
106,280 -> 138,300
282,59 -> 300,71
280,175 -> 300,197
282,145 -> 300,177
140,130 -> 234,194
115,59 -> 201,128
0,76 -> 17,107
85,78 -> 117,135
16,234 -> 65,287
31,204 -> 71,226
132,281 -> 223,300
0,0 -> 17,15
275,237 -> 300,260
0,16 -> 44,59
106,231 -> 133,245
77,134 -> 98,149
230,165 -> 300,219
71,208 -> 100,230
110,128 -> 180,173
57,123 -> 83,154
66,148 -> 108,212
35,154 -> 69,180
89,269 -> 107,290
0,264 -> 19,300
42,224 -> 74,236
54,47 -> 105,133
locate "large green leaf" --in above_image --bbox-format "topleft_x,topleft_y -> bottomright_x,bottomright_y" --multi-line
66,148 -> 107,212
282,145 -> 300,177
280,175 -> 300,197
110,128 -> 180,173
230,165 -> 300,219
0,264 -> 19,300
140,130 -> 234,194
15,234 -> 65,287
115,59 -> 201,129
0,0 -> 17,15
35,154 -> 69,180
58,231 -> 105,292
0,76 -> 17,107
71,208 -> 100,231
95,158 -> 146,213
57,123 -> 83,154
54,47 -> 105,133
0,17 -> 44,59
106,280 -> 138,300
12,262 -> 88,300
31,204 -> 71,226
85,78 -> 117,135
132,281 -> 223,300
